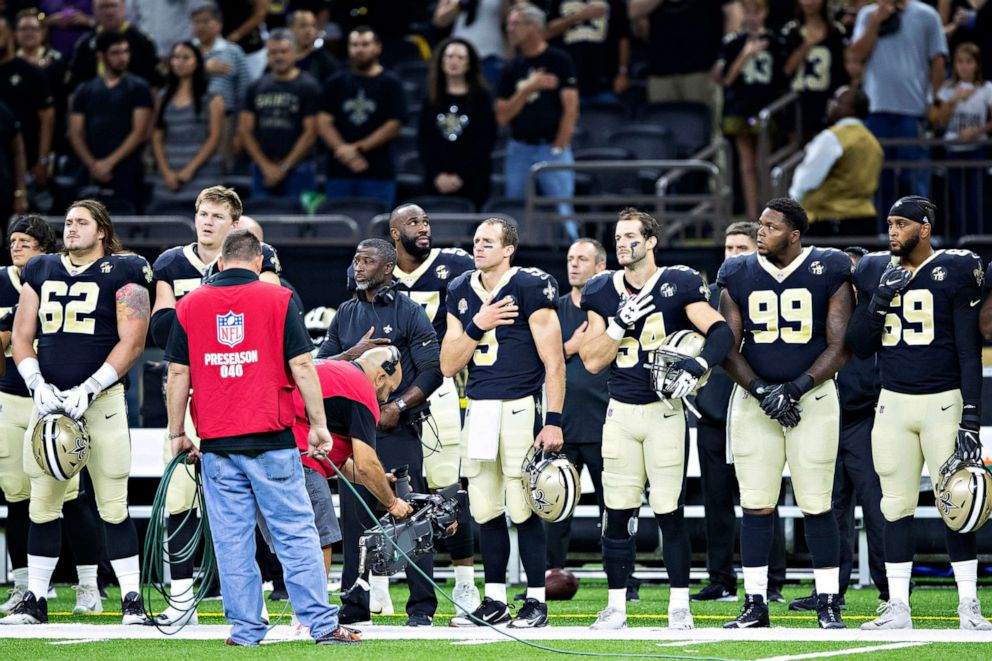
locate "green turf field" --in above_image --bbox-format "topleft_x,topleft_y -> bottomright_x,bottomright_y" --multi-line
2,580 -> 990,660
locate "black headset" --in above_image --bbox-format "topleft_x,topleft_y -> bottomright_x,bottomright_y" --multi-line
372,280 -> 398,305
381,345 -> 401,376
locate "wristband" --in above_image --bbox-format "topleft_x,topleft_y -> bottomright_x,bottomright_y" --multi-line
17,357 -> 42,389
606,317 -> 627,341
545,411 -> 562,427
91,362 -> 119,391
465,321 -> 486,341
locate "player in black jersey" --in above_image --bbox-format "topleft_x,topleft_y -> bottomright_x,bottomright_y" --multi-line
387,203 -> 478,618
0,217 -> 105,619
579,208 -> 732,631
148,186 -> 282,626
848,196 -> 991,631
719,198 -> 852,630
8,200 -> 152,626
441,218 -> 565,629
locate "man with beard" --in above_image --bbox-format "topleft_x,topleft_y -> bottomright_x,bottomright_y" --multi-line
848,196 -> 991,631
316,239 -> 442,627
317,26 -> 405,206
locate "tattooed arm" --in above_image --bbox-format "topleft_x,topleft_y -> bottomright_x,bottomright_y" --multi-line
109,282 -> 152,375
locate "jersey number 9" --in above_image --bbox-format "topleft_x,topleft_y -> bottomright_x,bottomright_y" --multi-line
39,281 -> 100,335
748,289 -> 813,344
882,289 -> 934,347
616,312 -> 667,368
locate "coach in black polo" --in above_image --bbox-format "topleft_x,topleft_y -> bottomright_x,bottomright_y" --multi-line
316,238 -> 442,626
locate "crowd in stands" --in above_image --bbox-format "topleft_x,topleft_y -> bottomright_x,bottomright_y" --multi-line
1,0 -> 992,238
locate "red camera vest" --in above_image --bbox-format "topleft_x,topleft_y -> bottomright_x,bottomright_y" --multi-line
177,280 -> 296,440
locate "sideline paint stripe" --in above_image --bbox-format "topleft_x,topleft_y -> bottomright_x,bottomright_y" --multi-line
49,639 -> 108,645
756,641 -> 930,661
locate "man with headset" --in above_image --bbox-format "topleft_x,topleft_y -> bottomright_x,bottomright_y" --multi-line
316,238 -> 443,627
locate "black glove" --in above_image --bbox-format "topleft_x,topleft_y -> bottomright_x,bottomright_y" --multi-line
874,265 -> 912,306
776,405 -> 802,429
747,378 -> 771,401
955,414 -> 983,463
759,375 -> 813,427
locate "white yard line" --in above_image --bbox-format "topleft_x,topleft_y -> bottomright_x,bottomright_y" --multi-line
756,641 -> 930,661
48,639 -> 109,645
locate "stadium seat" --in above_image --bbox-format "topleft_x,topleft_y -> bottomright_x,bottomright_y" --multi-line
577,101 -> 628,147
573,147 -> 639,195
397,151 -> 424,176
244,196 -> 304,215
407,195 -> 475,214
481,197 -> 525,226
608,125 -> 678,191
315,196 -> 389,229
635,101 -> 712,157
144,196 -> 198,216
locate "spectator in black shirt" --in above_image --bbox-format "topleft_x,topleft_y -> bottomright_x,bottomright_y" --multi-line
545,0 -> 631,105
0,16 -> 54,195
65,0 -> 162,92
68,30 -> 152,210
417,37 -> 497,209
289,8 -> 338,85
0,101 -> 28,223
317,26 -> 405,207
219,0 -> 269,79
240,28 -> 321,199
497,4 -> 579,240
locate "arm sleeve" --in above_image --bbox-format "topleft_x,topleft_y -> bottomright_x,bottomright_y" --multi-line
315,313 -> 343,359
846,281 -> 885,359
283,298 -> 314,359
164,317 -> 190,365
407,303 -> 443,397
150,307 -> 177,349
953,285 -> 983,417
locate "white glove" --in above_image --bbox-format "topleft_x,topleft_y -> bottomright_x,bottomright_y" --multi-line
616,291 -> 655,327
662,357 -> 709,400
60,377 -> 102,420
18,358 -> 63,416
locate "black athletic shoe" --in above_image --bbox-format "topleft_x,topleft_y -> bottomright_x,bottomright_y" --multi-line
767,587 -> 785,603
791,591 -> 846,611
724,594 -> 770,629
122,591 -> 151,625
0,591 -> 48,624
405,613 -> 433,627
508,598 -> 548,629
816,593 -> 846,629
626,578 -> 641,603
450,596 -> 511,627
691,583 -> 738,602
269,579 -> 288,601
338,603 -> 372,626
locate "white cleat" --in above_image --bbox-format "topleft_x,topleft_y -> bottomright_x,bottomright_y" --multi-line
452,581 -> 481,616
260,600 -> 270,626
958,598 -> 992,631
668,608 -> 694,630
370,584 -> 394,615
72,585 -> 103,615
0,587 -> 26,614
860,599 -> 912,630
154,605 -> 198,626
289,613 -> 310,638
589,606 -> 627,630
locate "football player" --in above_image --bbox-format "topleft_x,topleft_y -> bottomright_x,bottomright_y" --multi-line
719,197 -> 852,630
0,217 -> 105,618
387,203 -> 479,616
9,200 -> 153,625
579,208 -> 732,630
147,186 -> 282,625
440,218 -> 565,629
848,196 -> 991,631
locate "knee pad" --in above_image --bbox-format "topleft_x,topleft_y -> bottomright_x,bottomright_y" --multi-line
96,487 -> 129,524
603,507 -> 638,540
880,493 -> 917,522
27,477 -> 69,524
166,464 -> 199,516
424,444 -> 460,490
467,464 -> 506,524
505,477 -> 532,524
0,471 -> 30,503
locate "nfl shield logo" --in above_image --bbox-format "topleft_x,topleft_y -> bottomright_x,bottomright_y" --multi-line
217,311 -> 245,348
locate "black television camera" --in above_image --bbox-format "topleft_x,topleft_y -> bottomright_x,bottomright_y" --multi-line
357,466 -> 461,576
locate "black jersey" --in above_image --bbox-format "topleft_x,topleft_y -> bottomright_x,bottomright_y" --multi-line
0,266 -> 28,396
719,247 -> 850,383
23,253 -> 152,390
853,249 -> 984,396
446,267 -> 558,400
394,248 -> 474,340
581,266 -> 709,405
721,30 -> 786,118
153,242 -> 282,301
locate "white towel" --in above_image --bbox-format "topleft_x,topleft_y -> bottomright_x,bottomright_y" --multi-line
466,400 -> 501,461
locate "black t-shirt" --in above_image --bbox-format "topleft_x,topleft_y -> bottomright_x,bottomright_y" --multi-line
297,47 -> 340,88
647,0 -> 734,76
781,21 -> 849,135
66,26 -> 163,92
497,46 -> 577,144
325,395 -> 377,448
546,0 -> 630,96
219,0 -> 265,54
71,73 -> 153,163
244,71 -> 322,162
322,69 -> 406,179
558,293 -> 608,443
720,30 -> 787,118
0,58 -> 53,167
0,101 -> 19,190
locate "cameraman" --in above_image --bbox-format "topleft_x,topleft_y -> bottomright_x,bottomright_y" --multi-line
317,239 -> 443,627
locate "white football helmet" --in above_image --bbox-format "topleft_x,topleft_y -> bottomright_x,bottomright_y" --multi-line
647,330 -> 711,398
521,447 -> 580,523
936,455 -> 992,533
32,414 -> 90,481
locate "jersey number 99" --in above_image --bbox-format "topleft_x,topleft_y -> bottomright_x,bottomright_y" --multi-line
748,289 -> 813,344
39,281 -> 99,335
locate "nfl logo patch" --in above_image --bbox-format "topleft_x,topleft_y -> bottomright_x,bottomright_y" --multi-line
217,311 -> 245,348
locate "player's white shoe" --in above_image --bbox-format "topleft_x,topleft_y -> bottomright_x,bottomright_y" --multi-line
154,605 -> 198,626
958,598 -> 992,631
72,585 -> 103,614
289,613 -> 310,638
589,606 -> 627,630
860,600 -> 912,630
452,581 -> 481,616
0,587 -> 26,614
668,608 -> 694,630
370,583 -> 394,615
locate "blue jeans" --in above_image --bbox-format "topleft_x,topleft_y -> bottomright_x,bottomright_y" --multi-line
504,139 -> 578,241
865,113 -> 929,225
325,178 -> 396,207
250,161 -> 316,198
201,448 -> 338,645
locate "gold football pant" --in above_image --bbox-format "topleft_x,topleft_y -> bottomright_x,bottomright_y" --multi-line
728,380 -> 839,514
162,402 -> 200,515
0,390 -> 79,503
601,398 -> 688,514
871,388 -> 960,521
422,376 -> 462,489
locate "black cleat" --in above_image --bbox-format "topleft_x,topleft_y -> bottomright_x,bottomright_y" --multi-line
450,596 -> 511,627
122,591 -> 151,625
626,577 -> 641,603
691,583 -> 738,602
816,593 -> 846,629
508,598 -> 548,628
724,594 -> 770,629
791,591 -> 846,612
405,613 -> 433,627
767,587 -> 785,603
0,591 -> 48,624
